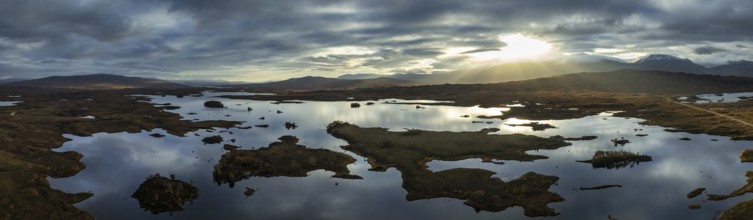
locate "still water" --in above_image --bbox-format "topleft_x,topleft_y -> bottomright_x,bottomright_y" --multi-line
49,92 -> 753,219
696,92 -> 753,103
0,101 -> 20,106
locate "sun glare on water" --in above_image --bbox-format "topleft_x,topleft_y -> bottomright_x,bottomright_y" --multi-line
472,33 -> 553,62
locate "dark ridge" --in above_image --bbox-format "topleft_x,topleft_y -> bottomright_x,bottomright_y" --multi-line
3,73 -> 189,90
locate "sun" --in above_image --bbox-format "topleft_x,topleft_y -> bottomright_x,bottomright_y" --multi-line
498,34 -> 552,58
471,33 -> 553,62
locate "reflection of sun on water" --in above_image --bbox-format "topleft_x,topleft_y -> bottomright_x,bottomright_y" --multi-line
472,33 -> 552,62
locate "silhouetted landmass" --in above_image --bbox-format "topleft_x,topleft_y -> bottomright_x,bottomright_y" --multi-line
229,70 -> 753,103
213,136 -> 361,188
4,74 -> 189,89
231,76 -> 419,91
326,121 -> 569,216
336,54 -> 752,84
712,60 -> 753,77
132,174 -> 199,214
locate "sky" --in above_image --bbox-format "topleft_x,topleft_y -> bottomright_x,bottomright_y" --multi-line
1,0 -> 752,82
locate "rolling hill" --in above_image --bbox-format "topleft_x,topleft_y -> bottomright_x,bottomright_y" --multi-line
3,74 -> 189,89
337,54 -> 753,85
231,76 -> 419,91
505,69 -> 753,94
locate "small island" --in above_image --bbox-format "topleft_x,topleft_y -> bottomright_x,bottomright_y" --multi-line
506,122 -> 557,131
326,121 -> 570,216
131,174 -> 199,214
204,100 -> 224,108
740,149 -> 753,163
577,151 -> 652,169
213,136 -> 361,188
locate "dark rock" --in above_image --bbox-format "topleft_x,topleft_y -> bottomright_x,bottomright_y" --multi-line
149,133 -> 165,138
131,174 -> 199,214
202,135 -> 223,144
223,144 -> 240,151
244,187 -> 256,197
204,101 -> 224,108
687,188 -> 705,198
284,122 -> 298,130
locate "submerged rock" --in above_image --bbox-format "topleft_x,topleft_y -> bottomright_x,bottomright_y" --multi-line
131,174 -> 199,214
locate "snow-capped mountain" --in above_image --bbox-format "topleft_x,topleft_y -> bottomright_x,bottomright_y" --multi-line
632,54 -> 710,74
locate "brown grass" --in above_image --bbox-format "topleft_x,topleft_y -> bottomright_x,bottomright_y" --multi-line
131,174 -> 199,214
327,122 -> 569,216
0,88 -> 239,219
213,136 -> 361,188
577,151 -> 652,169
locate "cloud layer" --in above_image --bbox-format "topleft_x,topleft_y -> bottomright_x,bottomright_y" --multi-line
1,0 -> 751,81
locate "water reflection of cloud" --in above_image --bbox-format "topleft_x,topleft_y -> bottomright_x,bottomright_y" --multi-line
47,92 -> 753,220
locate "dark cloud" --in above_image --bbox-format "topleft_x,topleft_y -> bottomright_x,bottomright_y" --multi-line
0,0 -> 132,43
694,46 -> 727,55
401,48 -> 444,57
461,48 -> 500,54
0,0 -> 751,81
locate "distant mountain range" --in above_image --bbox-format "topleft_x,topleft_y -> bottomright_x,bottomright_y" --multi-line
2,54 -> 753,90
0,74 -> 419,91
230,76 -> 418,91
3,74 -> 189,89
337,54 -> 753,84
506,69 -> 753,94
